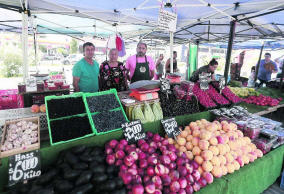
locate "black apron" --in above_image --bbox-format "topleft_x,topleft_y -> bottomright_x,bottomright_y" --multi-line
131,55 -> 150,83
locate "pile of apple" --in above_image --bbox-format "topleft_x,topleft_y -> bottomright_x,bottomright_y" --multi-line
169,119 -> 263,178
105,132 -> 213,194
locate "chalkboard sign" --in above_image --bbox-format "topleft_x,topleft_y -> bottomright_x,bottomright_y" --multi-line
8,150 -> 41,186
161,117 -> 180,138
122,120 -> 146,144
199,73 -> 210,90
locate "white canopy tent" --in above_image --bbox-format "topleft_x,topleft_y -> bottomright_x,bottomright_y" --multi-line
1,0 -> 284,81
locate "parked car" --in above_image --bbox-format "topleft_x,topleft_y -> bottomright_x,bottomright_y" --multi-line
62,54 -> 83,65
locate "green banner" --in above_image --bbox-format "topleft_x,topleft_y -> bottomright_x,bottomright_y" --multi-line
188,44 -> 198,79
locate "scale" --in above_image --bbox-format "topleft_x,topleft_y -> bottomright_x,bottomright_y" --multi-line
129,88 -> 160,101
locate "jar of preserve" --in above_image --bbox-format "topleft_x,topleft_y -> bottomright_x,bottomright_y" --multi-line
36,81 -> 45,92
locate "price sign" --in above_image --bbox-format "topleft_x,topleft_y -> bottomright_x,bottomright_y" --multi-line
122,120 -> 146,144
8,150 -> 41,186
158,9 -> 177,32
199,73 -> 210,90
161,118 -> 180,138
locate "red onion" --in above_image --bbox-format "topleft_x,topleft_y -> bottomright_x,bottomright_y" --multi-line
105,146 -> 113,155
141,143 -> 150,152
154,190 -> 162,194
169,170 -> 180,181
150,141 -> 158,149
106,154 -> 115,165
186,174 -> 194,184
143,175 -> 151,183
162,139 -> 169,146
153,134 -> 161,142
176,158 -> 185,166
148,156 -> 158,166
119,139 -> 128,146
132,175 -> 142,184
115,150 -> 125,159
115,159 -> 123,166
120,164 -> 128,171
203,172 -> 214,184
169,162 -> 177,170
115,143 -> 124,151
138,152 -> 147,160
178,177 -> 187,189
147,166 -> 155,176
130,151 -> 138,160
193,182 -> 201,192
177,166 -> 187,177
191,160 -> 199,169
155,164 -> 166,176
178,189 -> 186,194
192,170 -> 201,181
185,163 -> 194,174
168,151 -> 177,161
168,145 -> 176,152
157,142 -> 162,148
164,166 -> 169,174
145,181 -> 156,194
128,168 -> 138,176
170,181 -> 180,192
125,145 -> 133,153
108,139 -> 119,148
147,131 -> 154,138
198,177 -> 207,188
161,174 -> 171,186
137,168 -> 145,177
124,155 -> 135,167
139,159 -> 148,169
121,172 -> 132,184
185,185 -> 194,194
152,175 -> 162,187
138,139 -> 146,147
132,184 -> 144,194
148,147 -> 156,154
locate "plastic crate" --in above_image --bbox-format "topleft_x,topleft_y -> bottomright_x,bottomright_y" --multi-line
281,170 -> 284,189
45,93 -> 94,145
83,89 -> 129,135
0,89 -> 19,110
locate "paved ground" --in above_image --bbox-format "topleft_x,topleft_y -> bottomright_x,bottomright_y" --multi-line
262,180 -> 284,194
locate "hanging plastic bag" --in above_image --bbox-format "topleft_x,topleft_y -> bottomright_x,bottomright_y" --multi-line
143,102 -> 155,123
152,102 -> 163,121
132,105 -> 146,123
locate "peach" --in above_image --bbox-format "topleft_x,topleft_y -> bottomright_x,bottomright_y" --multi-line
236,156 -> 244,167
249,143 -> 257,151
213,130 -> 221,137
192,137 -> 200,146
202,161 -> 213,172
224,144 -> 230,153
217,144 -> 226,156
206,123 -> 217,132
230,151 -> 238,160
243,155 -> 249,165
199,140 -> 210,150
255,149 -> 263,158
228,141 -> 236,151
200,130 -> 212,140
191,125 -> 200,131
243,137 -> 251,144
211,166 -> 223,178
229,123 -> 237,131
186,142 -> 193,151
209,146 -> 219,156
225,153 -> 234,163
221,134 -> 229,144
185,151 -> 194,160
31,104 -> 40,113
40,104 -> 46,113
179,146 -> 187,152
168,138 -> 174,144
186,135 -> 194,142
226,163 -> 235,174
198,166 -> 204,175
192,146 -> 201,156
201,119 -> 208,125
201,150 -> 214,161
195,155 -> 204,165
189,122 -> 197,129
248,153 -> 256,163
184,126 -> 191,133
236,130 -> 244,138
222,123 -> 231,132
192,129 -> 201,137
219,155 -> 227,165
180,130 -> 188,138
221,120 -> 228,126
209,137 -> 218,146
174,143 -> 179,149
221,165 -> 228,176
233,160 -> 240,171
210,156 -> 221,166
177,137 -> 186,146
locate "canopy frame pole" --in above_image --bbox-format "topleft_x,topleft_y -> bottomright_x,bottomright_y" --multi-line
170,31 -> 174,73
22,6 -> 29,82
196,40 -> 199,69
224,19 -> 236,85
254,42 -> 265,82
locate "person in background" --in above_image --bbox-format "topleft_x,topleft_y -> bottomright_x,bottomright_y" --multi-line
256,52 -> 278,87
99,48 -> 128,92
275,58 -> 283,78
155,54 -> 164,80
165,51 -> 178,73
248,66 -> 256,87
126,42 -> 155,83
72,42 -> 99,92
190,58 -> 218,82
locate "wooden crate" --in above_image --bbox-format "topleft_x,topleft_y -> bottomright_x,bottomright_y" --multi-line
0,117 -> 40,158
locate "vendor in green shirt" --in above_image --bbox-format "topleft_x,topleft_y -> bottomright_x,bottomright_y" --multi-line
72,42 -> 99,92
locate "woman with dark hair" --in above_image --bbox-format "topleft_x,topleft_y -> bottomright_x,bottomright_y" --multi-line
190,58 -> 218,82
99,48 -> 128,92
